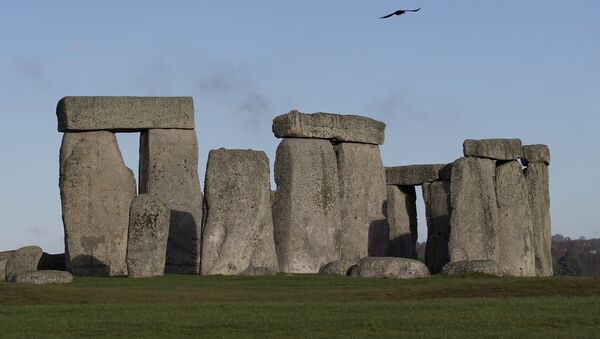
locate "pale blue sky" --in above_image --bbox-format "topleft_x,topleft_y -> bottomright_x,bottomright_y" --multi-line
1,1 -> 598,253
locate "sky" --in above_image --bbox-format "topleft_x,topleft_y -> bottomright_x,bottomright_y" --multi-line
0,1 -> 598,253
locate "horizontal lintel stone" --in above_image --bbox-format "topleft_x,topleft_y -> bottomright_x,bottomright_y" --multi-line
522,144 -> 550,165
463,138 -> 523,160
385,164 -> 452,186
272,110 -> 385,145
57,96 -> 195,132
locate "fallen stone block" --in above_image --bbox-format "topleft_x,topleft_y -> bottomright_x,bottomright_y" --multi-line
525,162 -> 553,276
60,131 -> 135,276
441,260 -> 501,276
201,149 -> 278,276
495,161 -> 536,277
386,185 -> 417,259
350,257 -> 430,279
57,96 -> 194,132
272,110 -> 385,145
423,181 -> 451,274
318,260 -> 356,276
335,142 -> 388,261
0,251 -> 14,280
273,138 -> 341,273
13,270 -> 73,284
139,129 -> 204,274
449,157 -> 498,262
522,144 -> 550,165
5,246 -> 42,282
385,164 -> 452,186
126,194 -> 170,278
463,138 -> 522,160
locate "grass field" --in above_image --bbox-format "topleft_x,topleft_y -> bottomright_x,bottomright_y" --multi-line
1,274 -> 599,338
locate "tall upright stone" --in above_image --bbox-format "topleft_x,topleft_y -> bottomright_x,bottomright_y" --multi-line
126,194 -> 171,278
335,142 -> 389,261
273,138 -> 341,273
495,161 -> 535,276
201,149 -> 278,275
60,131 -> 135,276
525,162 -> 553,276
449,157 -> 498,262
386,185 -> 417,259
139,129 -> 203,274
422,181 -> 452,274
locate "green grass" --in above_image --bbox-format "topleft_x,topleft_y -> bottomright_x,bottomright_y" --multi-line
1,274 -> 599,338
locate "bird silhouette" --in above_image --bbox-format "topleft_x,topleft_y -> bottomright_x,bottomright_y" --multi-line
379,8 -> 421,19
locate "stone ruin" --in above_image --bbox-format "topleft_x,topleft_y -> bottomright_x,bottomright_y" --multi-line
1,96 -> 553,283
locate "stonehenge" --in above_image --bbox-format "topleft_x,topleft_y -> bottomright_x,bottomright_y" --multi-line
10,96 -> 549,280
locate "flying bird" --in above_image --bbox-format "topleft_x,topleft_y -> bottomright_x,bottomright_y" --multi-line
379,8 -> 421,19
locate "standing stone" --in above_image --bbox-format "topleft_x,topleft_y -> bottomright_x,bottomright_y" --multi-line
139,129 -> 204,274
126,194 -> 170,278
0,251 -> 14,280
463,138 -> 523,160
60,131 -> 135,276
525,162 -> 553,276
495,161 -> 536,277
57,96 -> 195,132
449,157 -> 498,262
273,138 -> 341,273
386,185 -> 417,259
335,142 -> 389,261
272,110 -> 386,145
441,260 -> 501,276
5,246 -> 42,282
201,149 -> 278,275
423,181 -> 452,274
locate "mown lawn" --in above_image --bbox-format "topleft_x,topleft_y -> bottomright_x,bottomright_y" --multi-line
1,274 -> 599,338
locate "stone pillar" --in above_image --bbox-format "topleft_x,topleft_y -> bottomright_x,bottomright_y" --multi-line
273,138 -> 341,273
139,129 -> 203,274
495,161 -> 535,276
422,181 -> 451,274
386,185 -> 417,259
201,149 -> 278,275
59,131 -> 135,276
449,157 -> 498,262
523,145 -> 553,276
335,142 -> 389,261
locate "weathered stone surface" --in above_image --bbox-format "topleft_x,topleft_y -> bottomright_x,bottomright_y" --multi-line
386,185 -> 417,259
495,161 -> 536,277
335,143 -> 388,261
273,138 -> 341,273
38,253 -> 66,271
14,270 -> 73,284
60,131 -> 135,276
449,157 -> 498,262
522,144 -> 550,165
423,181 -> 452,274
139,129 -> 203,274
385,164 -> 452,186
201,149 -> 278,276
272,110 -> 386,145
57,96 -> 194,132
0,251 -> 14,280
319,260 -> 355,276
5,246 -> 42,282
463,138 -> 523,160
350,257 -> 430,279
126,194 -> 170,278
525,162 -> 553,277
441,260 -> 501,276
